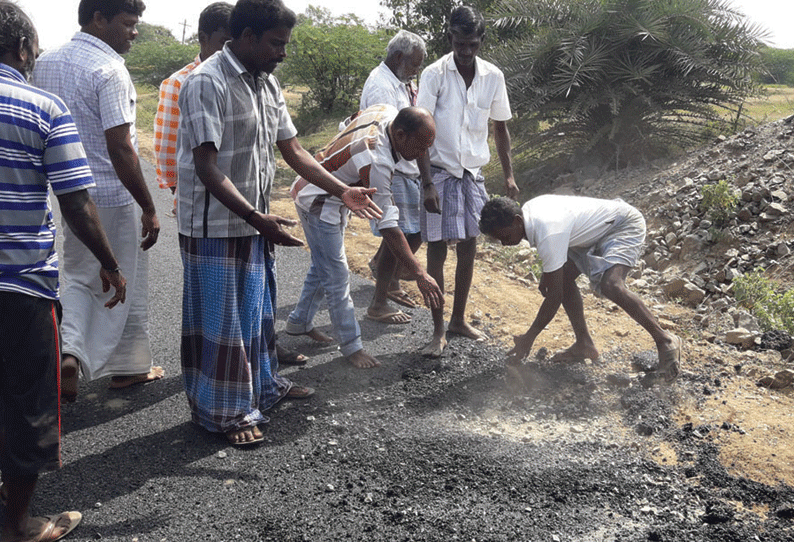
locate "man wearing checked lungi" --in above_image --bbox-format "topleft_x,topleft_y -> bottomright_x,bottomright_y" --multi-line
176,0 -> 381,446
416,5 -> 520,357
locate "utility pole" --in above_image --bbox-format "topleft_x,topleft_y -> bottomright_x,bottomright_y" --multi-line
179,19 -> 191,44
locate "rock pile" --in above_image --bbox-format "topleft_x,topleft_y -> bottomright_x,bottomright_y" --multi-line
548,114 -> 794,383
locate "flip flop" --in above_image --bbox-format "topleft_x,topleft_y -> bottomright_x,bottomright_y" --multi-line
386,290 -> 418,308
226,427 -> 265,446
285,385 -> 315,399
652,335 -> 681,384
277,344 -> 308,366
24,511 -> 82,542
108,367 -> 165,389
365,309 -> 411,324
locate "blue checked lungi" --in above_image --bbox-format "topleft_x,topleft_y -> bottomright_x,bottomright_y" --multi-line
420,167 -> 489,243
179,235 -> 290,433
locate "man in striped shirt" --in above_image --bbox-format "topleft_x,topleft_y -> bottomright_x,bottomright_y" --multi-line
287,105 -> 443,369
177,0 -> 383,445
0,3 -> 125,540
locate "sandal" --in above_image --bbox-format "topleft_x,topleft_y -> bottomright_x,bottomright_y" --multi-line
386,290 -> 418,309
652,335 -> 681,384
285,385 -> 315,399
226,427 -> 265,446
23,511 -> 82,542
277,344 -> 308,366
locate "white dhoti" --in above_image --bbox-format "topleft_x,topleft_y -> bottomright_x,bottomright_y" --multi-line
60,203 -> 152,381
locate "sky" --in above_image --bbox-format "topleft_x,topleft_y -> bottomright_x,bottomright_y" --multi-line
17,0 -> 794,52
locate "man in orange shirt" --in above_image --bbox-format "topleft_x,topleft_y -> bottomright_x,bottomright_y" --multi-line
154,2 -> 232,217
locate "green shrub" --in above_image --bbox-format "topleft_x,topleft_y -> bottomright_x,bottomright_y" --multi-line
700,180 -> 738,226
733,269 -> 794,334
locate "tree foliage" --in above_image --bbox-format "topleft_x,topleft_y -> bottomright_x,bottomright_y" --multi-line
380,0 -> 521,59
758,47 -> 794,87
279,7 -> 388,122
489,0 -> 769,171
125,23 -> 199,87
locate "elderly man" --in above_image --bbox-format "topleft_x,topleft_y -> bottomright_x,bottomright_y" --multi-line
0,3 -> 126,540
361,30 -> 427,323
417,6 -> 519,357
33,0 -> 162,402
287,105 -> 443,369
479,195 -> 681,383
177,0 -> 382,445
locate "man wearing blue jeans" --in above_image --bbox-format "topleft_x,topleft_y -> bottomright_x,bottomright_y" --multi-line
286,105 -> 443,368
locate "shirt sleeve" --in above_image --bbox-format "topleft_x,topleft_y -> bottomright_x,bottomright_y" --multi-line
360,84 -> 396,110
489,70 -> 512,122
179,73 -> 225,152
97,67 -> 136,132
45,110 -> 95,196
416,67 -> 440,115
273,80 -> 298,142
154,76 -> 180,189
367,159 -> 399,231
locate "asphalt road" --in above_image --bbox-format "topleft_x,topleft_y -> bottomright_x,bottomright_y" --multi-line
10,160 -> 438,541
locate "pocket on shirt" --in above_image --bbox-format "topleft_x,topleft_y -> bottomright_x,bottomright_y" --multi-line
465,105 -> 491,137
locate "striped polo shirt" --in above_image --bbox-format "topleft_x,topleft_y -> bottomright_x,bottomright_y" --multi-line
0,63 -> 95,300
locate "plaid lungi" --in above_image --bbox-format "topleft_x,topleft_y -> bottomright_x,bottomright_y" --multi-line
179,235 -> 290,433
420,167 -> 489,243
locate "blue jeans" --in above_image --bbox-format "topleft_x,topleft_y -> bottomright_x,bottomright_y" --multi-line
286,206 -> 362,357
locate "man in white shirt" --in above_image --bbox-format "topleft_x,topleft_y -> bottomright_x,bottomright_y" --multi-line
479,195 -> 681,384
360,29 -> 426,323
417,6 -> 519,357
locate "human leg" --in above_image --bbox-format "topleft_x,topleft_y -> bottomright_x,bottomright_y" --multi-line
367,236 -> 411,323
292,210 -> 372,365
0,294 -> 74,541
421,240 -> 448,357
286,208 -> 336,342
179,235 -> 280,434
60,205 -> 157,385
599,264 -> 679,375
550,260 -> 599,362
447,237 -> 487,341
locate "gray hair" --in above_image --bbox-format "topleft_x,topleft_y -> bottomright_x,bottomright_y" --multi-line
386,29 -> 425,60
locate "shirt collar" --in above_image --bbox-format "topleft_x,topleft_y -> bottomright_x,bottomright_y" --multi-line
0,62 -> 26,84
444,52 -> 480,79
73,31 -> 126,64
221,42 -> 273,86
378,61 -> 403,89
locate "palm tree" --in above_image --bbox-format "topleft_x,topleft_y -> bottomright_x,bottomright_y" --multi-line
488,0 -> 769,171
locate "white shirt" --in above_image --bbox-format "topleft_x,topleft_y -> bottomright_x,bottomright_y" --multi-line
33,32 -> 137,208
360,62 -> 418,178
417,53 -> 511,178
291,105 -> 401,230
523,195 -> 636,273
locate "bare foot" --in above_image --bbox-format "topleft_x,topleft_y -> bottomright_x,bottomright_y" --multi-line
61,355 -> 79,403
421,334 -> 447,358
548,344 -> 600,363
347,349 -> 380,369
108,366 -> 165,389
226,425 -> 264,445
447,320 -> 487,341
